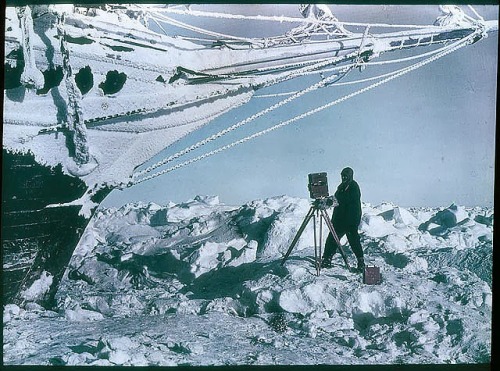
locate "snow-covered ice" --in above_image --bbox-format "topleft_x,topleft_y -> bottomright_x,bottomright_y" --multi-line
3,195 -> 493,365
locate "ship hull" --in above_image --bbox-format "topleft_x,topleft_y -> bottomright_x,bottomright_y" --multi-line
1,148 -> 110,308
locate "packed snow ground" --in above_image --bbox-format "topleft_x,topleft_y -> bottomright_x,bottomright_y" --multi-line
3,195 -> 493,366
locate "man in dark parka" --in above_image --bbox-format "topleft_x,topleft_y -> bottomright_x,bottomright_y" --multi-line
321,167 -> 365,272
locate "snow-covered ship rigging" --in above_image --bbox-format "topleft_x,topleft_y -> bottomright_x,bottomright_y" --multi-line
2,4 -> 497,307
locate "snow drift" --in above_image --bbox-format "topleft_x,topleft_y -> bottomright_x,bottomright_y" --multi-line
3,195 -> 493,366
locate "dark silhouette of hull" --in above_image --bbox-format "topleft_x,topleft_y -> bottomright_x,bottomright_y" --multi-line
2,149 -> 110,308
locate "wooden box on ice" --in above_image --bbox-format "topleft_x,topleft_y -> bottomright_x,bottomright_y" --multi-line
363,266 -> 382,285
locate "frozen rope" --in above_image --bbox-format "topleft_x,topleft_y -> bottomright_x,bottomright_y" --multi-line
255,37 -> 461,98
365,43 -> 452,66
264,30 -> 464,80
149,11 -> 260,45
133,54 -> 358,179
467,5 -> 485,22
152,7 -> 443,30
256,49 -> 362,90
134,52 -> 360,177
147,5 -> 374,48
228,57 -> 347,81
328,65 -> 421,87
256,63 -> 422,99
149,14 -> 171,38
132,30 -> 479,186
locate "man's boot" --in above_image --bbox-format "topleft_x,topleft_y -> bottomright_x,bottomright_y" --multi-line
321,255 -> 333,268
355,257 -> 365,273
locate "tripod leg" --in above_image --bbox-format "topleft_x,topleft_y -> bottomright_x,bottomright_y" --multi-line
281,206 -> 315,265
314,210 -> 323,276
313,211 -> 319,275
320,210 -> 351,270
318,210 -> 323,275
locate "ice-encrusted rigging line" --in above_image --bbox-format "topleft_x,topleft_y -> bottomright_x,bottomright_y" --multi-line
255,39 -> 465,98
149,11 -> 260,45
132,51 -> 360,180
467,5 -> 485,22
152,6 -> 443,30
149,14 -> 171,38
130,29 -> 479,187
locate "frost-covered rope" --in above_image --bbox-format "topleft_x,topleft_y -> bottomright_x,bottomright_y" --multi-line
255,66 -> 408,98
149,11 -> 260,45
467,5 -> 485,22
152,7 -> 443,30
256,66 -> 418,97
364,43 -> 455,66
255,39 -> 461,98
132,30 -> 478,186
255,49 -> 365,91
328,65 -> 416,87
149,14 -> 171,38
146,5 -> 373,47
133,53 -> 358,179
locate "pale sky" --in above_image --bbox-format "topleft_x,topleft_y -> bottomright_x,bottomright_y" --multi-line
102,4 -> 498,209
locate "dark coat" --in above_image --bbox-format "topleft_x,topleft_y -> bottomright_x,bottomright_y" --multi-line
332,180 -> 362,228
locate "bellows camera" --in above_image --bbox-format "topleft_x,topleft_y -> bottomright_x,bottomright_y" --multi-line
308,172 -> 329,199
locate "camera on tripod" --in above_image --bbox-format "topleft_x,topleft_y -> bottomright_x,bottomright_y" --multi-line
308,172 -> 336,209
281,172 -> 347,274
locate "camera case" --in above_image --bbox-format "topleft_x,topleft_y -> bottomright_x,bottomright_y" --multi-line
308,172 -> 329,199
363,266 -> 382,285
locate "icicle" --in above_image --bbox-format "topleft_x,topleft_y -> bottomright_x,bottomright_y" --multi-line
57,13 -> 91,165
16,6 -> 44,89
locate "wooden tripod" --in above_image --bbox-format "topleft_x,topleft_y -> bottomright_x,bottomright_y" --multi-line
280,202 -> 350,275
